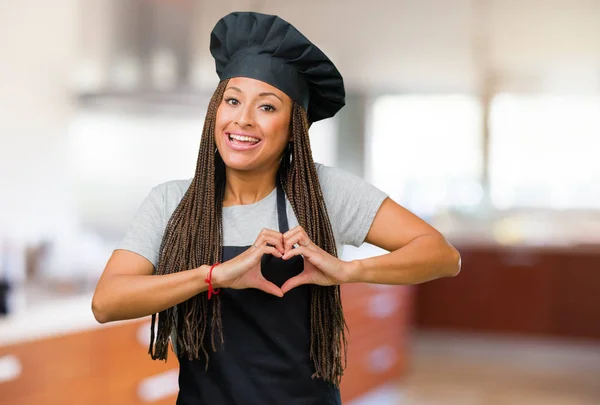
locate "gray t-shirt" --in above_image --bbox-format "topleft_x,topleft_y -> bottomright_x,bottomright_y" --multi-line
118,162 -> 388,265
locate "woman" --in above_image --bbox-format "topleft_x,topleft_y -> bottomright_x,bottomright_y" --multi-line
92,11 -> 460,405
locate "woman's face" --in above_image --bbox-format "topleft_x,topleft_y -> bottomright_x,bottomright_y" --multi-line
215,77 -> 293,172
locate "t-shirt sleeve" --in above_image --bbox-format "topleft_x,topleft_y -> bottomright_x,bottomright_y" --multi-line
316,163 -> 388,247
116,185 -> 166,269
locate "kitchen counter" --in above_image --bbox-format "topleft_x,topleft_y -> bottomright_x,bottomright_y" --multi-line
0,281 -> 411,405
415,243 -> 600,340
0,291 -> 129,347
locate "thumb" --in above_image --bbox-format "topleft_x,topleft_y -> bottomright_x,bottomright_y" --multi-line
255,276 -> 284,298
281,272 -> 311,294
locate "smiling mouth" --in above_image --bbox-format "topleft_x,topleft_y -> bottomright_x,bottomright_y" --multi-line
228,133 -> 261,144
225,132 -> 262,151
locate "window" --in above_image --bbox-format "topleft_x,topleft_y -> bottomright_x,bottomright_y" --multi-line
490,94 -> 600,210
369,95 -> 483,217
68,110 -> 206,230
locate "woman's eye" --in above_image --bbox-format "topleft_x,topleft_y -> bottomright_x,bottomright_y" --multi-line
260,104 -> 276,112
225,98 -> 239,105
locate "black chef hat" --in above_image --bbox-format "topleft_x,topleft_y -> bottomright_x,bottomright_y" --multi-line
210,11 -> 345,123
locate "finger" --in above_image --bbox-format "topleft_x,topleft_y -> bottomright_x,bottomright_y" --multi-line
282,247 -> 325,270
281,272 -> 311,294
282,245 -> 310,260
266,236 -> 286,255
255,235 -> 285,253
255,228 -> 281,244
255,277 -> 284,298
285,232 -> 312,252
283,228 -> 307,253
248,244 -> 282,260
262,246 -> 283,259
255,229 -> 285,254
282,225 -> 303,240
283,230 -> 301,253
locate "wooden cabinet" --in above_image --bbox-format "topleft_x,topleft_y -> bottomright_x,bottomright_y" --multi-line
340,283 -> 412,402
0,320 -> 179,405
552,251 -> 600,338
98,321 -> 179,404
415,244 -> 600,340
0,327 -> 107,405
1,285 -> 412,404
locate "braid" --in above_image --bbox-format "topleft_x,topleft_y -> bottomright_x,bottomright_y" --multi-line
280,103 -> 348,385
149,82 -> 347,385
149,79 -> 227,364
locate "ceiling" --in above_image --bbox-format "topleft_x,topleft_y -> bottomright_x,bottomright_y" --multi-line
75,0 -> 600,97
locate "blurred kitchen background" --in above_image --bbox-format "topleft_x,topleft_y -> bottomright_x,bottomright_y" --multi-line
1,0 -> 600,404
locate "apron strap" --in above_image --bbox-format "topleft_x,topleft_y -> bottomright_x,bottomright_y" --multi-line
276,175 -> 290,233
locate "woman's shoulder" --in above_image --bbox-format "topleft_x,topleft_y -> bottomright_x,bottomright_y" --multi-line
313,161 -> 369,192
148,178 -> 193,214
153,178 -> 193,196
312,162 -> 388,247
312,161 -> 375,213
313,161 -> 341,183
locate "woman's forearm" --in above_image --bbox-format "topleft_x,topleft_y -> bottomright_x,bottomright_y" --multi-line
92,265 -> 211,323
348,234 -> 461,285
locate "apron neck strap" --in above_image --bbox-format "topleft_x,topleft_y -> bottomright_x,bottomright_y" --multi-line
276,174 -> 289,233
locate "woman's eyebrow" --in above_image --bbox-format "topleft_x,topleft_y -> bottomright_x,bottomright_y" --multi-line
225,87 -> 283,102
258,92 -> 283,102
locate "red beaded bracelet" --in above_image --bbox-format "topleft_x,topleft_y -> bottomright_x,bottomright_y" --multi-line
205,262 -> 220,299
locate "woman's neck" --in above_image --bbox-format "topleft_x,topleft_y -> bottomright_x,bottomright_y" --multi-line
223,165 -> 279,207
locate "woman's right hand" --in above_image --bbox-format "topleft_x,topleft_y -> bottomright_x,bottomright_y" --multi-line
212,228 -> 285,297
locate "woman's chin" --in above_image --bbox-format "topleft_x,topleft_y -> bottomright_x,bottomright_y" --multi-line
220,153 -> 257,171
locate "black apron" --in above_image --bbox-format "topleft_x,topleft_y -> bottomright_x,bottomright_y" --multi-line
177,182 -> 341,405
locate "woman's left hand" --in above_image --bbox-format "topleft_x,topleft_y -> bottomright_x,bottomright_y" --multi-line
280,226 -> 355,294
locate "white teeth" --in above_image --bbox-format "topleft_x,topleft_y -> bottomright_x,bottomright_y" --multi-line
229,134 -> 259,143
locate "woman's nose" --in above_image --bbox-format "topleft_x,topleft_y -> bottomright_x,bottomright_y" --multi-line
235,104 -> 255,127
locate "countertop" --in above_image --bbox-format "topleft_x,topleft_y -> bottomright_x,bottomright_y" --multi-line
0,291 -> 136,347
